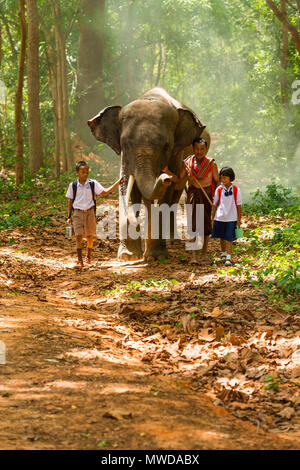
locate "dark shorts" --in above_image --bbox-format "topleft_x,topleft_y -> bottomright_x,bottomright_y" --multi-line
211,220 -> 237,242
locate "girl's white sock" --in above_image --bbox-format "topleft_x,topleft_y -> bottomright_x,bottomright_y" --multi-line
226,254 -> 231,259
221,251 -> 227,257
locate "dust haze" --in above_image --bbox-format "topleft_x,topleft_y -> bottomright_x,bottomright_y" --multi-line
97,0 -> 300,200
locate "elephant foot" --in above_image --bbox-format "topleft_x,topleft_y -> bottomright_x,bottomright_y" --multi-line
143,255 -> 155,263
118,243 -> 143,261
143,243 -> 169,262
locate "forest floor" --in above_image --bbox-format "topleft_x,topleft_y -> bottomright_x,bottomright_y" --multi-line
0,199 -> 300,450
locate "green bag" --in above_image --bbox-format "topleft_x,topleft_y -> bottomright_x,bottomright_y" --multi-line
235,226 -> 244,239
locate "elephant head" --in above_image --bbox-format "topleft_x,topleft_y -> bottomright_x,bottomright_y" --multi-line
87,87 -> 209,204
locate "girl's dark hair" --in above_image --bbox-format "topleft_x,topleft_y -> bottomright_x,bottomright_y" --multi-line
76,160 -> 88,171
219,166 -> 235,181
192,137 -> 208,148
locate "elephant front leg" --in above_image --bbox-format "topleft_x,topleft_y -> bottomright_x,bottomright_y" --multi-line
118,169 -> 143,261
143,201 -> 169,262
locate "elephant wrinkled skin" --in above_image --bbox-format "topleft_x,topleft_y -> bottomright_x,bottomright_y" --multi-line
88,87 -> 210,261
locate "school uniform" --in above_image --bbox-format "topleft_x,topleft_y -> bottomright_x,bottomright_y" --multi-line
66,178 -> 104,236
211,184 -> 242,242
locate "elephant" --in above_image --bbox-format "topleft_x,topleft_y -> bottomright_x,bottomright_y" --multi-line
87,87 -> 210,261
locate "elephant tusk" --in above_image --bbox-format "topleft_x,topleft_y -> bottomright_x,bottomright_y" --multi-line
126,174 -> 135,207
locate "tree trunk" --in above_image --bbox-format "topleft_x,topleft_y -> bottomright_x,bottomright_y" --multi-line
58,32 -> 73,171
155,43 -> 163,86
50,1 -> 73,171
148,45 -> 156,87
45,41 -> 61,177
75,0 -> 105,146
266,0 -> 300,54
279,0 -> 289,115
55,31 -> 67,172
15,0 -> 26,185
0,19 -> 2,69
27,0 -> 44,173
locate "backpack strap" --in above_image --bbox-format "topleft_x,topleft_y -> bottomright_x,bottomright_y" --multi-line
217,185 -> 238,206
68,180 -> 78,219
218,186 -> 222,203
233,185 -> 238,206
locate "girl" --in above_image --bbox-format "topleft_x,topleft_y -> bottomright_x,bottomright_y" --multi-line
211,167 -> 242,266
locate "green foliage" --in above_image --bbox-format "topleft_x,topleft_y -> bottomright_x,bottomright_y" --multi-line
244,182 -> 300,216
272,221 -> 300,249
128,279 -> 178,289
236,183 -> 300,309
262,374 -> 279,392
0,170 -> 73,230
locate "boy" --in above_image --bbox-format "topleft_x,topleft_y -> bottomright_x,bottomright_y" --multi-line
66,161 -> 122,267
211,166 -> 242,266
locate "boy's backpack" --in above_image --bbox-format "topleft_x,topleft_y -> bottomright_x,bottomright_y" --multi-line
69,179 -> 96,218
217,185 -> 238,206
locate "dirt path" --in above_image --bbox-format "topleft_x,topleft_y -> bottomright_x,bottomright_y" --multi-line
0,222 -> 299,449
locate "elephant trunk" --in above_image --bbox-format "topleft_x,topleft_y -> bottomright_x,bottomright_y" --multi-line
135,172 -> 171,202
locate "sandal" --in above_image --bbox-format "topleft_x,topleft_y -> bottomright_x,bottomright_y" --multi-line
74,260 -> 84,269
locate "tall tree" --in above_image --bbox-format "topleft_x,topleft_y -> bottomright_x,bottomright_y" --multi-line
75,0 -> 105,145
0,18 -> 2,69
15,0 -> 26,185
50,1 -> 70,172
266,0 -> 300,53
27,0 -> 43,173
40,1 -> 81,174
278,0 -> 290,115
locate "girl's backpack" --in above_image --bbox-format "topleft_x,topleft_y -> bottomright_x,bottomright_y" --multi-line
217,185 -> 238,206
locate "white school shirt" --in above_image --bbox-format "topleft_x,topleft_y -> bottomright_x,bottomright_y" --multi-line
65,178 -> 104,210
213,184 -> 242,222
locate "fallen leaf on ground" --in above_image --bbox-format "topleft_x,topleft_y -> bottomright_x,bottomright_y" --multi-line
278,407 -> 295,420
181,315 -> 198,334
198,328 -> 215,342
103,411 -> 126,420
227,332 -> 247,346
217,388 -> 248,403
210,307 -> 223,318
198,360 -> 218,377
235,309 -> 255,320
215,325 -> 225,341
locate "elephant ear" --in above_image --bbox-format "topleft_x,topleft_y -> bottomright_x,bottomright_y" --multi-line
88,106 -> 122,155
174,108 -> 208,154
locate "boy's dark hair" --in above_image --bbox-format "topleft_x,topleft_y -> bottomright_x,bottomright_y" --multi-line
219,166 -> 235,181
192,137 -> 208,148
76,160 -> 89,172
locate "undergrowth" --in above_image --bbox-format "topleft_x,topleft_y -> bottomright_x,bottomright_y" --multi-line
237,182 -> 300,311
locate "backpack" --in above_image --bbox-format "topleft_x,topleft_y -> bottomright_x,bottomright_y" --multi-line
217,185 -> 238,206
69,179 -> 96,218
